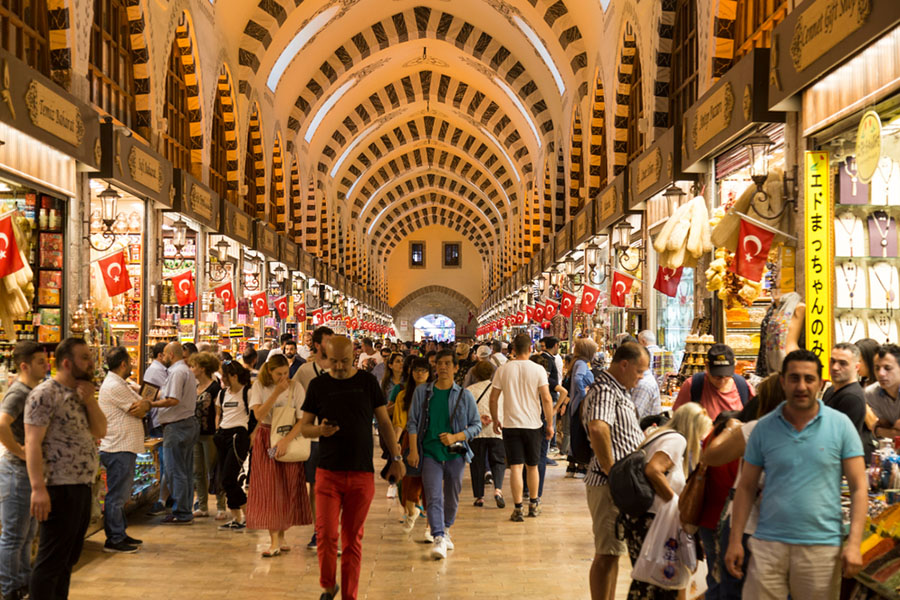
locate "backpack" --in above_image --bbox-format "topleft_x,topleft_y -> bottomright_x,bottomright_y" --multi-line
689,373 -> 749,407
608,430 -> 679,518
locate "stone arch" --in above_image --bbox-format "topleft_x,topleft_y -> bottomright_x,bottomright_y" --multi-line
173,10 -> 204,166
568,106 -> 584,216
588,70 -> 608,198
124,0 -> 152,131
244,102 -> 264,217
392,285 -> 480,339
369,191 -> 499,247
290,160 -> 302,243
531,0 -> 588,96
541,156 -> 553,245
215,63 -> 239,195
302,172 -> 319,254
271,132 -> 285,230
651,0 -> 677,130
613,22 -> 638,175
710,0 -> 737,80
48,0 -> 72,88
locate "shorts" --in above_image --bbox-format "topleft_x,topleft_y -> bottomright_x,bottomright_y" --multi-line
502,427 -> 543,467
586,484 -> 626,556
304,441 -> 320,484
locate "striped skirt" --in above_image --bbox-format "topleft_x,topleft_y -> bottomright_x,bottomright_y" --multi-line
245,423 -> 313,531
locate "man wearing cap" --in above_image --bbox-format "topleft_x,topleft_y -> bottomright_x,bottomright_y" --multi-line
673,343 -> 754,421
462,345 -> 493,388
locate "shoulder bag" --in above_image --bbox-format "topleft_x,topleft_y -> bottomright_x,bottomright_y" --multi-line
269,383 -> 311,462
678,462 -> 708,534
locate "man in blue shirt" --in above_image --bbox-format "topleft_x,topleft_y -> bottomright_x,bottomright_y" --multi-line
724,350 -> 867,599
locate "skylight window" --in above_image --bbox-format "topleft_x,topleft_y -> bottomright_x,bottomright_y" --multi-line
330,121 -> 381,178
304,78 -> 356,143
266,7 -> 340,92
493,76 -> 542,149
512,15 -> 565,97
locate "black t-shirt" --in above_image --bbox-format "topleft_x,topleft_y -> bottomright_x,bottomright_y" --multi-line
302,370 -> 386,472
823,381 -> 871,462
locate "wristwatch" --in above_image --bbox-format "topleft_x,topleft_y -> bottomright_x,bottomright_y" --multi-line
392,455 -> 403,462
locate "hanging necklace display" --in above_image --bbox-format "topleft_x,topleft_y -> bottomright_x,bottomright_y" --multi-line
869,262 -> 900,309
873,157 -> 897,205
869,312 -> 898,344
841,157 -> 867,202
835,312 -> 865,343
837,261 -> 866,308
835,212 -> 865,257
868,211 -> 898,258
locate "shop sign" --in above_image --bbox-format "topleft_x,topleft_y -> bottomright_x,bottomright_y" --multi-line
220,199 -> 254,248
128,146 -> 162,193
299,249 -> 314,274
187,184 -> 215,224
281,237 -> 299,270
25,80 -> 84,147
636,148 -> 662,194
541,238 -> 555,271
600,186 -> 617,224
256,222 -> 279,260
856,110 -> 882,184
554,223 -> 571,261
173,170 -> 218,230
573,200 -> 593,247
804,150 -> 833,371
789,0 -> 871,72
95,122 -> 173,205
692,83 -> 734,151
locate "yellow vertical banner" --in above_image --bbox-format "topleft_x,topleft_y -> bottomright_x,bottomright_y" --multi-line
804,151 -> 833,370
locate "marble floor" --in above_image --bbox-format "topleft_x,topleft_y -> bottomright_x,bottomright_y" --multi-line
70,456 -> 634,599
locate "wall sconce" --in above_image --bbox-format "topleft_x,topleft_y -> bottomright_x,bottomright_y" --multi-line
563,255 -> 583,291
584,240 -> 608,285
87,185 -> 120,251
207,238 -> 231,283
614,221 -> 643,273
745,132 -> 798,219
243,255 -> 261,291
662,184 -> 686,217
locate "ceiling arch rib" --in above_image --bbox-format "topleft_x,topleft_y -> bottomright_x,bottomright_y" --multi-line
373,206 -> 493,257
283,7 -> 555,142
344,142 -> 516,219
526,0 -> 589,96
316,69 -> 538,180
366,190 -> 499,246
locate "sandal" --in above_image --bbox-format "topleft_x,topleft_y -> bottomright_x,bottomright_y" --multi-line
280,545 -> 292,552
473,498 -> 484,507
319,584 -> 340,600
261,548 -> 281,558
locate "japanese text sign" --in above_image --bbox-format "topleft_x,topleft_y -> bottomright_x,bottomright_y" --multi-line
804,151 -> 832,372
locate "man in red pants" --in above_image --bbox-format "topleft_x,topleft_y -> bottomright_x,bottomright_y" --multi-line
300,336 -> 404,600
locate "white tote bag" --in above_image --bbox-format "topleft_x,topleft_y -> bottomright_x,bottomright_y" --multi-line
631,497 -> 691,590
268,383 -> 311,462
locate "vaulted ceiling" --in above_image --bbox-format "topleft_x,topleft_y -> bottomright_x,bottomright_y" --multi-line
216,0 -> 601,295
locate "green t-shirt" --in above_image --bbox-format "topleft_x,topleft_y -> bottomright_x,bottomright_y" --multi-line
423,387 -> 453,462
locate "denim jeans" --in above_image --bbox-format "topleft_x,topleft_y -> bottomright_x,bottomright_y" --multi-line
718,519 -> 751,599
422,456 -> 465,539
162,417 -> 199,520
0,457 -> 35,597
100,451 -> 136,544
698,525 -> 721,600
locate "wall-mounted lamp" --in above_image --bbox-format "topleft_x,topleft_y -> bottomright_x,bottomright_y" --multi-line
662,184 -> 686,217
584,240 -> 608,285
745,132 -> 798,219
207,238 -> 231,283
87,185 -> 121,251
243,255 -> 261,291
613,221 -> 643,273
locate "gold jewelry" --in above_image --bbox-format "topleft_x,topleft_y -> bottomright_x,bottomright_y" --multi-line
872,263 -> 897,304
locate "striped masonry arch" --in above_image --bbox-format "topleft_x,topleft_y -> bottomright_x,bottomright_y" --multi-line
246,104 -> 265,219
216,65 -> 239,195
542,156 -> 552,244
652,0 -> 677,129
569,108 -> 583,216
124,0 -> 152,130
711,0 -> 737,80
588,72 -> 608,199
271,133 -> 285,231
173,11 -> 204,167
47,0 -> 71,88
613,23 -> 637,175
290,161 -> 302,243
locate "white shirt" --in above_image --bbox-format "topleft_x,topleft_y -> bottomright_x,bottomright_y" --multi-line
643,430 -> 687,514
98,372 -> 145,454
490,352 -> 508,368
218,387 -> 249,430
293,360 -> 328,391
554,354 -> 564,383
491,359 -> 549,429
298,345 -> 312,360
357,350 -> 382,368
248,379 -> 305,425
266,347 -> 283,361
468,380 -> 502,439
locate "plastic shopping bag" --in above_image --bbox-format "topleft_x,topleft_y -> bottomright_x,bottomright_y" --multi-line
631,498 -> 691,590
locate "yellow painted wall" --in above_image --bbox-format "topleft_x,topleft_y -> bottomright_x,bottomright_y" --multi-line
386,224 -> 484,307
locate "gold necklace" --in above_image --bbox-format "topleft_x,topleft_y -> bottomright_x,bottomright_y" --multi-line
872,263 -> 897,304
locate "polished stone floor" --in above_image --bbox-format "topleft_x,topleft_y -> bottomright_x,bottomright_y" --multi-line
70,457 -> 634,599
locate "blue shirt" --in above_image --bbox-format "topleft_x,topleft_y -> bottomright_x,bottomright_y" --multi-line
631,369 -> 661,420
158,360 -> 198,425
744,399 -> 863,546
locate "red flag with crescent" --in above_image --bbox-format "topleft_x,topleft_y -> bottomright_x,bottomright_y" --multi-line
311,308 -> 324,325
323,311 -> 333,323
526,305 -> 535,322
544,299 -> 559,320
97,249 -> 131,297
0,213 -> 23,279
653,266 -> 684,298
170,270 -> 196,306
559,291 -> 577,318
611,272 -> 634,307
250,292 -> 269,317
580,284 -> 601,314
534,303 -> 546,321
730,218 -> 775,282
294,302 -> 306,321
516,311 -> 526,325
274,295 -> 289,320
212,281 -> 236,311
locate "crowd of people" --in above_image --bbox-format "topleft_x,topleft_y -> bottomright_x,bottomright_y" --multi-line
0,327 -> 884,599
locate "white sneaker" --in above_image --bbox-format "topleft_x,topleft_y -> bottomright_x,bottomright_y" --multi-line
402,512 -> 418,533
423,527 -> 434,543
444,532 -> 454,551
431,536 -> 447,560
386,484 -> 397,498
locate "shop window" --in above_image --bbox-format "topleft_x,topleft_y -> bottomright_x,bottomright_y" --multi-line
669,0 -> 698,125
210,92 -> 228,200
733,0 -> 788,62
88,0 -> 135,130
162,39 -> 194,174
410,241 -> 425,268
443,242 -> 460,268
0,0 -> 50,77
626,52 -> 644,163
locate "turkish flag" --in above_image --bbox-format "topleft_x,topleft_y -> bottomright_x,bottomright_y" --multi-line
526,305 -> 535,322
250,292 -> 269,317
544,299 -> 559,320
170,270 -> 196,306
534,303 -> 545,321
274,295 -> 289,319
653,266 -> 684,298
389,328 -> 395,336
323,311 -> 333,323
559,291 -> 577,318
730,218 -> 775,282
311,308 -> 324,325
611,271 -> 634,307
0,213 -> 24,279
516,311 -> 526,325
294,302 -> 306,321
212,281 -> 236,311
97,250 -> 131,297
580,284 -> 601,314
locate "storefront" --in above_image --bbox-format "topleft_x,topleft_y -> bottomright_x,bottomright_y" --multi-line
595,171 -> 628,347
280,235 -> 303,340
629,127 -> 701,387
218,198 -> 256,355
254,220 -> 281,345
682,47 -> 792,378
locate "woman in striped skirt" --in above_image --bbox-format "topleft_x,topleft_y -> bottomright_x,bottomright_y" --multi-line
246,354 -> 312,557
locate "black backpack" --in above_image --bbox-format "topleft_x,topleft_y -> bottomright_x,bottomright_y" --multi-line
608,430 -> 680,518
690,373 -> 749,406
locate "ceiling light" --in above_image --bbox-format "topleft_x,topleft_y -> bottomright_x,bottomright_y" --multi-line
267,6 -> 340,92
512,16 -> 565,96
304,78 -> 356,143
493,76 -> 542,148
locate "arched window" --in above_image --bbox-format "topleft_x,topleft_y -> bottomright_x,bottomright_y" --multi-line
669,0 -> 698,124
626,52 -> 644,163
162,40 -> 194,173
88,0 -> 135,129
0,0 -> 50,76
734,0 -> 788,61
243,135 -> 257,216
209,92 -> 228,200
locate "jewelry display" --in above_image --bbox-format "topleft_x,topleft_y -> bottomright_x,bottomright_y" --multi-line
869,262 -> 900,310
868,212 -> 898,258
836,261 -> 866,309
872,157 -> 899,206
834,212 -> 865,257
868,313 -> 899,345
835,312 -> 866,343
840,157 -> 868,203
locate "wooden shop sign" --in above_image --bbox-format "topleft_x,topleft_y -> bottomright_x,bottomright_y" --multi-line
693,83 -> 734,151
255,221 -> 280,260
555,222 -> 572,261
281,236 -> 299,271
573,200 -> 594,247
173,170 -> 219,230
636,147 -> 662,194
95,122 -> 173,206
26,80 -> 83,147
597,171 -> 626,231
219,199 -> 254,248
